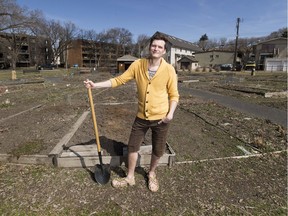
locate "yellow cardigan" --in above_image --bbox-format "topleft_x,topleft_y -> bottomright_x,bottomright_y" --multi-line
110,58 -> 179,120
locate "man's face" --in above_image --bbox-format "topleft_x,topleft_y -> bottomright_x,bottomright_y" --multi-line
149,39 -> 166,59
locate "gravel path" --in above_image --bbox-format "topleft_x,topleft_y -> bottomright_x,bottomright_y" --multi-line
180,86 -> 287,127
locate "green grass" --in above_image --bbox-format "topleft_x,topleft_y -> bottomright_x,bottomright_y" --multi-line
9,139 -> 46,157
0,103 -> 13,109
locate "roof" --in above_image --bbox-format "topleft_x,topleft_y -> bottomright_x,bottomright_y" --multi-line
117,55 -> 138,62
177,55 -> 199,63
153,31 -> 202,52
256,37 -> 287,45
195,50 -> 234,54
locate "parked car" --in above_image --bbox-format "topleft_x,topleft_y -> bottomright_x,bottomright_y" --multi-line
244,61 -> 256,70
220,64 -> 233,71
37,64 -> 56,70
235,64 -> 242,71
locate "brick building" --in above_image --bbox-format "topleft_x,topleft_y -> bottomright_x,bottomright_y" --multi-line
65,39 -> 127,71
0,32 -> 51,69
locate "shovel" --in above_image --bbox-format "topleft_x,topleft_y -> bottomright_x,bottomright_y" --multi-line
87,87 -> 110,185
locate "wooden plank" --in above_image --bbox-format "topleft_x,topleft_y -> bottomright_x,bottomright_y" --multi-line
138,145 -> 152,154
68,144 -> 97,152
56,142 -> 176,168
166,142 -> 176,156
49,111 -> 89,156
182,80 -> 199,83
60,150 -> 98,157
175,150 -> 287,164
0,154 -> 52,165
56,155 -> 121,168
264,91 -> 287,98
0,104 -> 42,123
56,153 -> 171,168
137,154 -> 170,166
124,143 -> 175,156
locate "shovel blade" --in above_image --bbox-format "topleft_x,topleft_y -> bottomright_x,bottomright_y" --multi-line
94,164 -> 111,185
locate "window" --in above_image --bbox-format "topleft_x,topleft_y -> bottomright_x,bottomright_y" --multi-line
262,44 -> 275,53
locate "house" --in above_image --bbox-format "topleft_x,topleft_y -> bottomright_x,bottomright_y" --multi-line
142,31 -> 202,68
177,56 -> 199,71
117,55 -> 138,73
253,37 -> 287,71
193,50 -> 239,69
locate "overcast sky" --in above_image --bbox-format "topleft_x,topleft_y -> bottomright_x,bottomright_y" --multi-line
17,0 -> 287,42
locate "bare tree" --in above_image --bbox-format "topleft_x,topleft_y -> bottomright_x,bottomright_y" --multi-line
0,0 -> 42,69
266,27 -> 287,40
237,37 -> 262,64
118,28 -> 133,55
135,34 -> 150,57
33,19 -> 78,67
98,27 -> 133,57
0,0 -> 31,32
219,37 -> 228,49
205,38 -> 218,50
81,29 -> 99,68
62,21 -> 78,68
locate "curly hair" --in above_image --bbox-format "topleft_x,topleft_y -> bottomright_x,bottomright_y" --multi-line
149,33 -> 168,50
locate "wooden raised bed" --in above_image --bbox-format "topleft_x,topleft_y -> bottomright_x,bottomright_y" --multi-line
54,143 -> 175,168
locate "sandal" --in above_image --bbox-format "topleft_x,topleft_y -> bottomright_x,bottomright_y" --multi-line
148,173 -> 159,192
111,177 -> 135,188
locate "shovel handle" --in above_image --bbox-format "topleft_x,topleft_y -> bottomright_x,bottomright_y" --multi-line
87,88 -> 101,153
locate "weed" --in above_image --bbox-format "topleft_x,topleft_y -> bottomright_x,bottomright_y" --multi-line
9,139 -> 46,157
0,103 -> 12,109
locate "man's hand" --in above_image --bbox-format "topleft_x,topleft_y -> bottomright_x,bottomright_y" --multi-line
84,79 -> 95,89
158,113 -> 173,124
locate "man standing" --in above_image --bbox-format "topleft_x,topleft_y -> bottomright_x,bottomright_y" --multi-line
84,33 -> 179,192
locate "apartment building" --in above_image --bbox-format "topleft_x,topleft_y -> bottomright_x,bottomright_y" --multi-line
0,33 -> 51,69
65,39 -> 127,71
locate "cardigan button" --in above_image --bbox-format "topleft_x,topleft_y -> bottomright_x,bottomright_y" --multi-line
146,101 -> 148,103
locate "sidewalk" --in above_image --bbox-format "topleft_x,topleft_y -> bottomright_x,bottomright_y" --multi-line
180,87 -> 287,127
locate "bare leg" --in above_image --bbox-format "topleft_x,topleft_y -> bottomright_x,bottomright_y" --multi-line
149,154 -> 160,175
148,154 -> 160,192
127,152 -> 138,179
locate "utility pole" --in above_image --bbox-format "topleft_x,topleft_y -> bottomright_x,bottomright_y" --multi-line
233,18 -> 240,70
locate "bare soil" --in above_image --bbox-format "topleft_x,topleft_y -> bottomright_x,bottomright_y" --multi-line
0,70 -> 287,215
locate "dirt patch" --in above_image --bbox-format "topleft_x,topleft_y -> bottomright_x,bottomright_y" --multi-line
0,70 -> 287,215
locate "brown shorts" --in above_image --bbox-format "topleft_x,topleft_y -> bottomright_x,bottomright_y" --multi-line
128,117 -> 170,157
